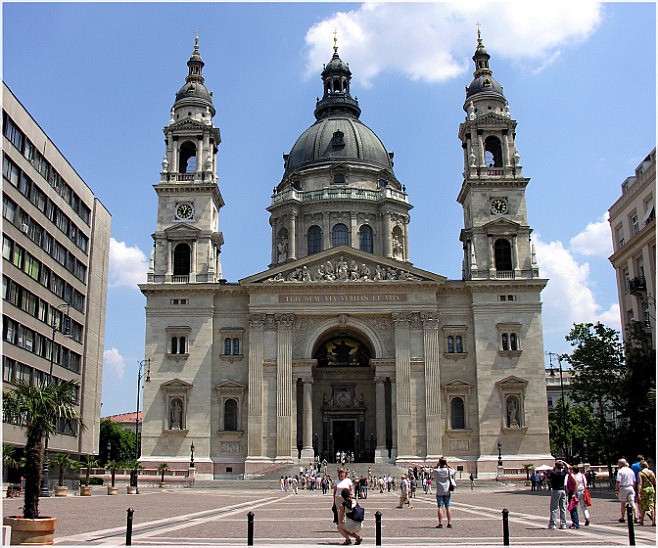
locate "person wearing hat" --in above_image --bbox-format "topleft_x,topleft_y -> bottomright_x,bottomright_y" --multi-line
616,458 -> 638,523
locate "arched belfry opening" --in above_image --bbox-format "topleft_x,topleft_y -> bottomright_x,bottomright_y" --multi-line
484,136 -> 503,167
304,328 -> 381,463
179,141 -> 197,173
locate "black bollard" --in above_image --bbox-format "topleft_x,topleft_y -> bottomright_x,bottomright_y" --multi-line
626,503 -> 636,546
502,508 -> 509,546
375,510 -> 382,546
247,511 -> 254,546
126,507 -> 134,546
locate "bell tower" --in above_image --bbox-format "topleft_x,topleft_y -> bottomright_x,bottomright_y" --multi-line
148,37 -> 224,284
457,31 -> 539,281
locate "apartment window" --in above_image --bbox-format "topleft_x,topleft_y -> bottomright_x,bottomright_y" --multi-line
631,214 -> 640,235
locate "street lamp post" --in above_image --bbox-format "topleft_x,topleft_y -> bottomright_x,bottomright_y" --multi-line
497,442 -> 503,467
547,352 -> 569,460
133,359 -> 151,494
190,442 -> 195,468
40,303 -> 70,498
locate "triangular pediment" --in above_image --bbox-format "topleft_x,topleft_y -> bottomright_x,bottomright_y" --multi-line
240,246 -> 446,284
481,218 -> 521,232
163,223 -> 201,237
168,118 -> 209,131
161,378 -> 193,390
495,375 -> 528,388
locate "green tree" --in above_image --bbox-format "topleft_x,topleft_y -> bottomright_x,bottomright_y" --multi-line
99,419 -> 136,464
548,401 -> 599,462
563,322 -> 627,484
49,453 -> 79,487
2,379 -> 84,518
81,454 -> 99,487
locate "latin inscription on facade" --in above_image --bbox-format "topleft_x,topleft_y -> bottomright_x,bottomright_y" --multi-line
279,294 -> 407,304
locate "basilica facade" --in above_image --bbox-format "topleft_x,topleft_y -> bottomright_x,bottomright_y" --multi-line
139,34 -> 552,479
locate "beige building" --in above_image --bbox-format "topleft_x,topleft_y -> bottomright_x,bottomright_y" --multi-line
2,84 -> 111,463
139,36 -> 552,479
608,149 -> 656,348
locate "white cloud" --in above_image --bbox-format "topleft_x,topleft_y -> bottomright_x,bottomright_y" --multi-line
569,212 -> 613,257
109,238 -> 148,288
304,3 -> 602,85
103,347 -> 126,381
535,234 -> 621,341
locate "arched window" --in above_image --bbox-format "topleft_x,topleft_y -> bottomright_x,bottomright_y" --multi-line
179,141 -> 197,174
447,336 -> 455,353
484,136 -> 503,167
233,338 -> 240,355
308,226 -> 323,255
359,225 -> 373,253
510,333 -> 518,351
455,335 -> 463,353
501,333 -> 509,351
173,243 -> 191,275
494,239 -> 513,271
224,399 -> 238,431
332,223 -> 349,247
450,397 -> 465,429
224,338 -> 232,356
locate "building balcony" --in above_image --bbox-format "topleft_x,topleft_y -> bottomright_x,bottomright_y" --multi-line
270,186 -> 408,208
629,276 -> 647,295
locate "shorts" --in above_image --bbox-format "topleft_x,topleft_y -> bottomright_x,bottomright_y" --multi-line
436,494 -> 452,508
618,486 -> 635,503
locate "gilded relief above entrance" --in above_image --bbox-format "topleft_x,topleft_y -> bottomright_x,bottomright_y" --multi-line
314,335 -> 371,367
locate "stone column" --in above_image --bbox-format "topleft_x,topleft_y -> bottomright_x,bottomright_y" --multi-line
374,377 -> 387,462
422,313 -> 442,459
246,315 -> 265,459
289,211 -> 297,260
322,212 -> 331,251
488,235 -> 496,278
276,314 -> 294,460
392,313 -> 412,459
512,235 -> 521,277
271,218 -> 277,264
301,378 -> 314,460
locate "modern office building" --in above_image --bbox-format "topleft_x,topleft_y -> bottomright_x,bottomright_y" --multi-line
139,35 -> 552,480
608,149 -> 656,348
2,83 -> 111,463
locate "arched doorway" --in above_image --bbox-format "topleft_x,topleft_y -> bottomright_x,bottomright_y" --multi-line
308,330 -> 378,463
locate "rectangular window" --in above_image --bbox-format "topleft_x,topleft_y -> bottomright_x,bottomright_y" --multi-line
12,244 -> 23,269
3,356 -> 16,382
3,195 -> 17,224
3,236 -> 13,261
3,114 -> 25,151
23,254 -> 41,281
2,155 -> 20,186
631,214 -> 640,235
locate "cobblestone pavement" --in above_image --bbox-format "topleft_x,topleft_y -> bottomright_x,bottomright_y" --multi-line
3,484 -> 656,546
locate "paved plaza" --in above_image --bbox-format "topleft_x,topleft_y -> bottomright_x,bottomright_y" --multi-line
3,482 -> 656,546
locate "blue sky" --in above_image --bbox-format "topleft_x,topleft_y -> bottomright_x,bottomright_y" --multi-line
3,2 -> 655,417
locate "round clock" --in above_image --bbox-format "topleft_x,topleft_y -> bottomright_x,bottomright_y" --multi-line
490,198 -> 508,215
176,202 -> 194,220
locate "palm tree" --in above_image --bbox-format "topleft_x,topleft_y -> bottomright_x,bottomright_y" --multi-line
81,454 -> 99,487
157,462 -> 169,484
50,453 -> 78,487
2,379 -> 83,519
105,460 -> 123,487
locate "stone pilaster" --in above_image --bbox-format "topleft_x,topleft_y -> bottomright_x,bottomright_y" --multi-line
276,313 -> 294,459
301,378 -> 314,459
392,312 -> 412,459
422,312 -> 442,459
246,315 -> 265,458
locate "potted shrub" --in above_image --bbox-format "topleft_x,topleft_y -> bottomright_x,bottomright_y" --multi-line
105,460 -> 122,495
126,459 -> 143,494
2,378 -> 83,545
80,454 -> 98,496
157,462 -> 169,487
50,453 -> 79,497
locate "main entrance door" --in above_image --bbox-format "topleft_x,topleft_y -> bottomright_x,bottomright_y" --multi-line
332,420 -> 355,455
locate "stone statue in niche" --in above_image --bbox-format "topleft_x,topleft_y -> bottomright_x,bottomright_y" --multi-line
277,234 -> 289,262
506,396 -> 520,428
170,398 -> 183,430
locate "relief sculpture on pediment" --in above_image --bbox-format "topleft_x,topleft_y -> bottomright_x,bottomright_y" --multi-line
266,255 -> 422,283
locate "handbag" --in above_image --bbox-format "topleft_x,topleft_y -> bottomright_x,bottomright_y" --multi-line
449,475 -> 456,492
583,489 -> 592,507
567,495 -> 579,512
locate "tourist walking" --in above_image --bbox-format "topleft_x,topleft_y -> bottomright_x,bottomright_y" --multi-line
546,459 -> 569,529
397,474 -> 412,508
432,458 -> 456,528
637,460 -> 656,526
571,466 -> 591,526
566,467 -> 580,529
616,458 -> 638,523
333,468 -> 354,525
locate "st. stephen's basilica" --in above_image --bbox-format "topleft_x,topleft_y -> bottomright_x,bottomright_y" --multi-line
139,33 -> 552,479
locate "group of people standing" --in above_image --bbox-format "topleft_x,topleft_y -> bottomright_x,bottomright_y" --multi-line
616,455 -> 655,527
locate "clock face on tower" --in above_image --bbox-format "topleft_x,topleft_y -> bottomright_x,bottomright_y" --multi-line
490,198 -> 508,215
175,202 -> 194,220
